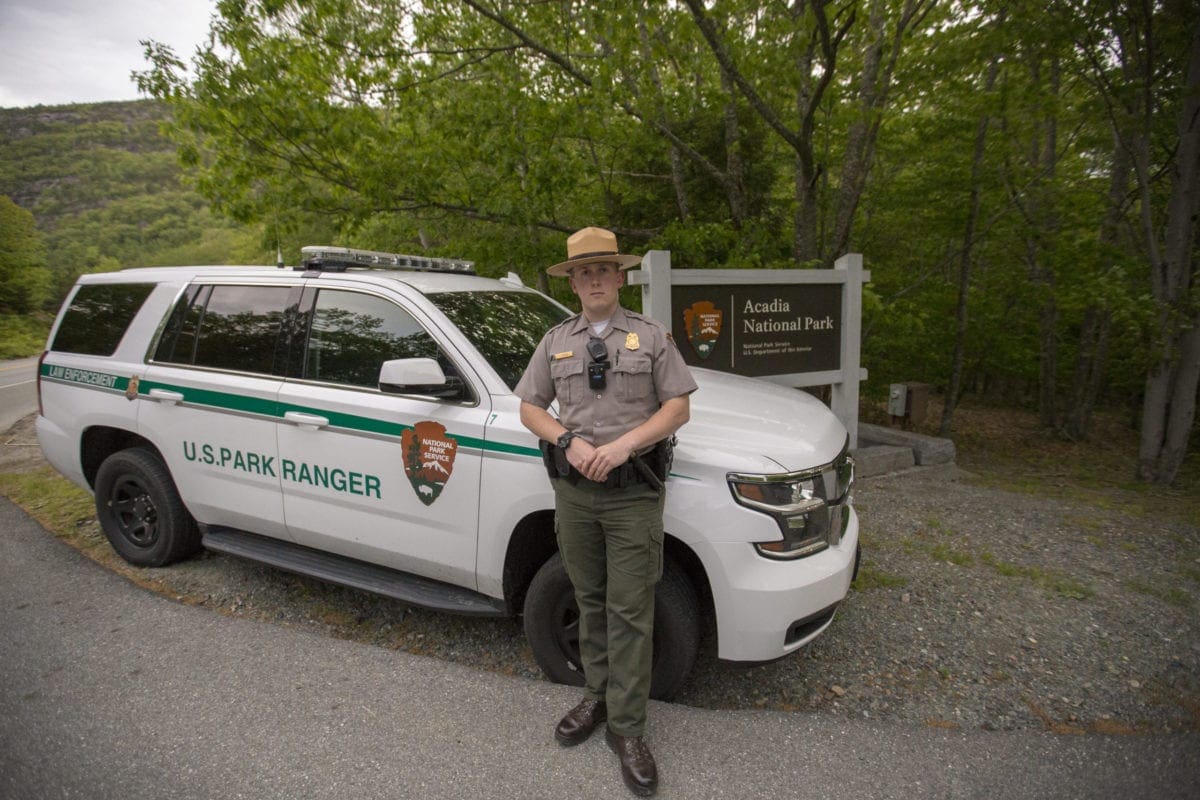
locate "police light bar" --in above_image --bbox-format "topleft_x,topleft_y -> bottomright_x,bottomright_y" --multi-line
299,246 -> 475,274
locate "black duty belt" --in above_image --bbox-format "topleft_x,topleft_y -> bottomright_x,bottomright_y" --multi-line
540,438 -> 673,491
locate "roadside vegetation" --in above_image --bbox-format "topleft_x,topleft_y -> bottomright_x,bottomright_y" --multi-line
0,313 -> 50,359
3,2 -> 1197,483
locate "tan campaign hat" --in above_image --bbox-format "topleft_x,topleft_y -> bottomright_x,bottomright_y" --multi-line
546,226 -> 643,277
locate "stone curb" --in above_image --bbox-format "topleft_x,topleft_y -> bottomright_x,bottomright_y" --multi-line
854,422 -> 957,474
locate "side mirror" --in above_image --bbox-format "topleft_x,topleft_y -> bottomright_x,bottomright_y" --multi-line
378,358 -> 467,400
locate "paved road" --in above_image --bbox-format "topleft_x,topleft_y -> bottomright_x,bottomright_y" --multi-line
0,357 -> 38,433
1,497 -> 1197,800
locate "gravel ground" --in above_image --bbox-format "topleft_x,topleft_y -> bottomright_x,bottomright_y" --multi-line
3,413 -> 1198,734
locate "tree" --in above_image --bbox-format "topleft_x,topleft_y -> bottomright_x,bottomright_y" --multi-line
1060,0 -> 1200,484
0,196 -> 52,313
133,0 -> 1196,481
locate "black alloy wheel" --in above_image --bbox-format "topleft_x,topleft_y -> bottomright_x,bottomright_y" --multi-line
94,448 -> 200,567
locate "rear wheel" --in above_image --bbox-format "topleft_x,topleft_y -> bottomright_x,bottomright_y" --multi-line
94,448 -> 200,567
523,552 -> 701,701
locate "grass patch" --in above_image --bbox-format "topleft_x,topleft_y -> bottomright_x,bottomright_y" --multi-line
1068,515 -> 1105,531
0,467 -> 95,537
979,550 -> 1094,600
852,564 -> 908,591
1124,579 -> 1193,608
928,542 -> 974,566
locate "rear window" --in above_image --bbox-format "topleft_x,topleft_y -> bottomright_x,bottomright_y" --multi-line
50,283 -> 155,356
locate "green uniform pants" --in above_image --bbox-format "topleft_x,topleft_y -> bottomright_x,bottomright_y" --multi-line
554,477 -> 665,737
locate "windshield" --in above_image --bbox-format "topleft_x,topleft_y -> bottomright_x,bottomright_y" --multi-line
429,290 -> 571,390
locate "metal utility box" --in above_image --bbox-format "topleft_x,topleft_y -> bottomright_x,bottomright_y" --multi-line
889,382 -> 930,429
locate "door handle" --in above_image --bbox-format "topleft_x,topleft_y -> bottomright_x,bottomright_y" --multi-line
148,388 -> 184,405
284,411 -> 329,431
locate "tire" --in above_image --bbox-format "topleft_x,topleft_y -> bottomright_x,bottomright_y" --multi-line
94,448 -> 200,567
523,552 -> 701,701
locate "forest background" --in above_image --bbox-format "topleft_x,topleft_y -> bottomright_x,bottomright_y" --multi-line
1,0 -> 1197,486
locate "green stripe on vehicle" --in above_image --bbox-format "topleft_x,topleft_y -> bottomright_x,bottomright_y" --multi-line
42,364 -> 542,459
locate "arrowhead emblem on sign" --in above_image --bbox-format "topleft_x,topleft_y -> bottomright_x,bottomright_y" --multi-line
401,420 -> 458,506
683,301 -> 723,360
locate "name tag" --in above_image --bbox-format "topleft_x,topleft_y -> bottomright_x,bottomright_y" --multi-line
552,351 -> 574,360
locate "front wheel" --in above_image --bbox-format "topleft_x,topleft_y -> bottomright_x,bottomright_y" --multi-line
94,448 -> 200,567
523,552 -> 701,701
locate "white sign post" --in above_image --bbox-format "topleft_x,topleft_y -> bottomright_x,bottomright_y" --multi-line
627,252 -> 870,448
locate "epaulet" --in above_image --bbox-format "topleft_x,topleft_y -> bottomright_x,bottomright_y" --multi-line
547,313 -> 581,334
625,309 -> 667,330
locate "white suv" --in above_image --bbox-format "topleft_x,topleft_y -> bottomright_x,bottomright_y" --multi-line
36,246 -> 859,698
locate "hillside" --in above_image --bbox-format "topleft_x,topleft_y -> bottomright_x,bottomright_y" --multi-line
0,100 -> 266,300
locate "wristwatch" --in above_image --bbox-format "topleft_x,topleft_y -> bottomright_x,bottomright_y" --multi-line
556,431 -> 577,450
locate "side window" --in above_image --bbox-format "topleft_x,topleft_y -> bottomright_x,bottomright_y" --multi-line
50,283 -> 155,356
193,285 -> 290,374
304,289 -> 448,389
153,285 -> 206,365
151,284 -> 289,375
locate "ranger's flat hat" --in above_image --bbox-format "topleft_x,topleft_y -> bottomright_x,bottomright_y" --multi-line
546,226 -> 643,277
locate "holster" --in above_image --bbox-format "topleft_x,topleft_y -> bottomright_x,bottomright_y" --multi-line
539,440 -> 571,480
643,436 -> 675,482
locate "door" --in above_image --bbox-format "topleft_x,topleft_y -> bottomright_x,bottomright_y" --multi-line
139,283 -> 291,538
275,286 -> 488,588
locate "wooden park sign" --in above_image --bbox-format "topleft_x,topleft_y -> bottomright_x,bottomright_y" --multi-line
627,252 -> 870,447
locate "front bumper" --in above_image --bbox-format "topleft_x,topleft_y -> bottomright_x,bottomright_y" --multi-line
696,505 -> 859,663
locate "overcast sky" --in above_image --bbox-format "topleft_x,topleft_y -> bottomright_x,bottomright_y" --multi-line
0,0 -> 216,108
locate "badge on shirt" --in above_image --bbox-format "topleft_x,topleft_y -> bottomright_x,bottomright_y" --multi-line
552,351 -> 574,360
625,332 -> 640,351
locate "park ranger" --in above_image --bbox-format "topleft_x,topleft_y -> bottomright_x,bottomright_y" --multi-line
516,226 -> 697,797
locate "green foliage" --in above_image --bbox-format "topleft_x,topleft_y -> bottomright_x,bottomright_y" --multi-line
0,313 -> 51,359
851,564 -> 909,591
0,2 -> 1189,475
0,196 -> 52,312
127,0 -> 1176,430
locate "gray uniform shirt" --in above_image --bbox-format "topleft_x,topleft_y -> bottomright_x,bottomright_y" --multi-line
515,306 -> 698,446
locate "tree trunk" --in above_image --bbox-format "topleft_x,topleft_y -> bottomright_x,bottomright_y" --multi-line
721,68 -> 747,227
830,0 -> 929,263
1036,290 -> 1059,429
637,16 -> 690,221
793,35 -> 822,265
940,18 -> 1004,437
1136,19 -> 1200,485
1010,55 -> 1061,431
1065,126 -> 1132,440
1064,306 -> 1110,440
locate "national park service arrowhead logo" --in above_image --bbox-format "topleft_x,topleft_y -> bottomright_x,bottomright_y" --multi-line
401,421 -> 458,506
125,375 -> 140,401
682,301 -> 723,360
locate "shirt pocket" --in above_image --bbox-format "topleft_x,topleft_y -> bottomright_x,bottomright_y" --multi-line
550,358 -> 585,405
613,353 -> 654,402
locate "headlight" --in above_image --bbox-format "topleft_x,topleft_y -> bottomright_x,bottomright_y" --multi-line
728,443 -> 854,560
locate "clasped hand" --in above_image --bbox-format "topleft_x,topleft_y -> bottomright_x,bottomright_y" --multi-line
565,437 -> 633,483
